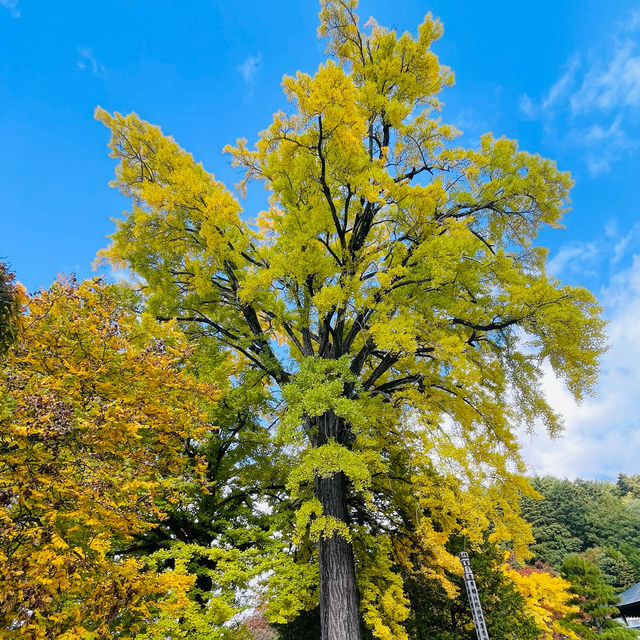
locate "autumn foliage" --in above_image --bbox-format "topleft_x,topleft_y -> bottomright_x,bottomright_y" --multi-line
0,0 -> 613,639
505,564 -> 579,640
0,278 -> 214,638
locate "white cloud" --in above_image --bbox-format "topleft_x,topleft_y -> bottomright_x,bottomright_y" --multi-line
0,0 -> 20,18
605,219 -> 619,238
520,13 -> 640,175
520,94 -> 537,120
545,218 -> 638,281
520,247 -> 640,480
547,241 -> 599,277
519,56 -> 580,120
573,115 -> 636,175
613,221 -> 640,262
77,46 -> 105,77
543,55 -> 581,111
571,41 -> 640,114
237,53 -> 262,93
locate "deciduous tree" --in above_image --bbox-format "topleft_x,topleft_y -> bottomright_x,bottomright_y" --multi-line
96,1 -> 605,638
506,563 -> 579,640
0,278 -> 242,638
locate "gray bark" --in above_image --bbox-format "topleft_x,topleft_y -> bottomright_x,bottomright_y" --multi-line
313,411 -> 362,640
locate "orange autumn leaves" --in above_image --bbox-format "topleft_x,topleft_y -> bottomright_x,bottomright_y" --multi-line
0,278 -> 215,638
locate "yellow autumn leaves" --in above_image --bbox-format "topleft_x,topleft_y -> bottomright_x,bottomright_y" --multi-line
0,279 -> 215,638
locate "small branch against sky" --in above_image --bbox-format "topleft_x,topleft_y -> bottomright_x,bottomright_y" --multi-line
0,0 -> 20,18
77,46 -> 105,77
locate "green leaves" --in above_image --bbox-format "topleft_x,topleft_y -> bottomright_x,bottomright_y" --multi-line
289,442 -> 372,499
561,554 -> 636,640
281,356 -> 364,437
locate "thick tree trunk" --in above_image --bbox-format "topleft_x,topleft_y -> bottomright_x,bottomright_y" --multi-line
316,472 -> 361,640
314,412 -> 362,640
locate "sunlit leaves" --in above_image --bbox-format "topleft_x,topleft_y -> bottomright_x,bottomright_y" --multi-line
0,278 -> 218,637
505,565 -> 579,640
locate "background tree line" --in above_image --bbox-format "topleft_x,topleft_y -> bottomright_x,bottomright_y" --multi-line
522,475 -> 640,591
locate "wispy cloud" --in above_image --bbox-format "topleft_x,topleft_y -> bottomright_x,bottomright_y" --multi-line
629,10 -> 640,32
571,115 -> 635,175
520,13 -> 640,175
545,217 -> 639,279
544,54 -> 581,111
77,46 -> 105,77
519,94 -> 537,120
520,56 -> 581,121
613,220 -> 640,263
237,53 -> 262,95
546,241 -> 599,277
0,0 -> 20,18
570,42 -> 640,113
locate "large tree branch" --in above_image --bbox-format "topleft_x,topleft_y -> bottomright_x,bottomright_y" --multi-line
157,310 -> 289,384
371,374 -> 425,396
394,164 -> 433,183
451,316 -> 522,332
362,353 -> 399,391
317,115 -> 346,252
349,336 -> 376,378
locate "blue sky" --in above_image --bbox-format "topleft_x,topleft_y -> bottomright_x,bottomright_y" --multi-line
2,0 -> 640,479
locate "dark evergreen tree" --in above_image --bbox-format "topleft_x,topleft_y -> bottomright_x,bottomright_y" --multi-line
616,474 -> 640,499
0,262 -> 19,357
561,554 -> 636,640
577,480 -> 640,551
521,477 -> 587,568
584,548 -> 637,592
522,476 -> 640,581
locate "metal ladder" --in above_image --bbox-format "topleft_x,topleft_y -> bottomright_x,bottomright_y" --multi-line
459,552 -> 491,640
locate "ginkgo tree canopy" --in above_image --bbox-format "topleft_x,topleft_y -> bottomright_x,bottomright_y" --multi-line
96,1 -> 606,638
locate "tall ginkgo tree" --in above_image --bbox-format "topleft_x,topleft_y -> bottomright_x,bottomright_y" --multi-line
97,1 -> 605,638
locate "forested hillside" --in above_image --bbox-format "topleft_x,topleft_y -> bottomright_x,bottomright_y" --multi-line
522,475 -> 640,592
